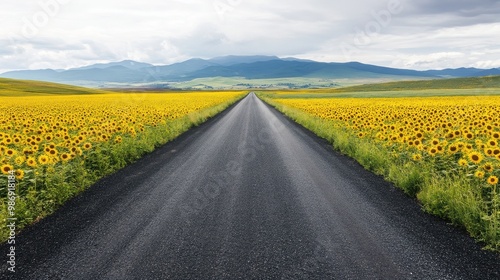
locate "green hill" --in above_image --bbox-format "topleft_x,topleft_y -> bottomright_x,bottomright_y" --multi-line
260,75 -> 500,99
337,75 -> 500,92
0,77 -> 107,96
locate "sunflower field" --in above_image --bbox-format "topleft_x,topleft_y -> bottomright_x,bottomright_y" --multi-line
260,93 -> 500,250
0,91 -> 245,240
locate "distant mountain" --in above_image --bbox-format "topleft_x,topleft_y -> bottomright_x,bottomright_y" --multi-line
281,57 -> 316,62
74,60 -> 154,71
2,56 -> 499,86
148,59 -> 219,77
208,55 -> 280,66
474,68 -> 500,76
2,66 -> 149,83
422,67 -> 486,77
182,60 -> 433,80
1,69 -> 60,81
58,66 -> 149,83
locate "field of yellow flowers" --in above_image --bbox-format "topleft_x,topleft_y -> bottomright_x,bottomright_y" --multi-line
0,91 -> 245,240
260,93 -> 500,250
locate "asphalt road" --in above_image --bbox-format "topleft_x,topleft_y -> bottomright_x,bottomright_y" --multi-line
2,93 -> 499,279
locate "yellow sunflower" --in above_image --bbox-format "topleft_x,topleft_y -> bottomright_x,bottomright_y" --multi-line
487,176 -> 499,186
26,157 -> 37,167
15,156 -> 25,165
1,164 -> 13,174
448,144 -> 459,154
38,155 -> 49,165
482,163 -> 494,173
6,149 -> 16,157
60,153 -> 70,162
458,159 -> 468,167
488,139 -> 498,147
15,169 -> 24,180
468,152 -> 483,164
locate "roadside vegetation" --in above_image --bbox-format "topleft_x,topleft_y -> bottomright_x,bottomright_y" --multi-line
258,76 -> 500,251
0,78 -> 246,241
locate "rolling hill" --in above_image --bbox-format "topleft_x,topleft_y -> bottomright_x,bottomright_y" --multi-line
333,75 -> 500,92
0,77 -> 107,96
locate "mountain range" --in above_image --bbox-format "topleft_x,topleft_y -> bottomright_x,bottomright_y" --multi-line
2,55 -> 500,88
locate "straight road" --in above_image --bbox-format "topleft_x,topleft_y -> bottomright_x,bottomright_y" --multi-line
2,93 -> 499,279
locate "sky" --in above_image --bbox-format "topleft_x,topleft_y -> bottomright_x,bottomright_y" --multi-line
1,0 -> 500,73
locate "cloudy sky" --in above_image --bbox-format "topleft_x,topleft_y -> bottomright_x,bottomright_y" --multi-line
1,0 -> 500,73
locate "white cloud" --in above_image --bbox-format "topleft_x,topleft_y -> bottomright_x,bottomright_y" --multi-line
394,52 -> 465,69
1,0 -> 500,73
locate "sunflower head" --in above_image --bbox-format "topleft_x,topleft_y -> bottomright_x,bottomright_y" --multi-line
487,176 -> 499,186
458,159 -> 468,167
38,155 -> 49,165
488,139 -> 498,147
475,171 -> 485,179
1,164 -> 13,175
15,156 -> 25,165
412,154 -> 422,161
60,153 -> 70,162
448,144 -> 459,154
26,157 -> 37,167
15,169 -> 24,180
482,163 -> 494,172
468,152 -> 483,164
6,149 -> 16,157
23,147 -> 33,155
484,148 -> 493,156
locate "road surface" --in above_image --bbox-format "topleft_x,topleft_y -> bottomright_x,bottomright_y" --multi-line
2,93 -> 499,279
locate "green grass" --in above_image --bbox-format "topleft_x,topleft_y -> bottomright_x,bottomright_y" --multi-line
0,77 -> 109,96
338,75 -> 500,92
260,88 -> 500,99
258,75 -> 500,99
